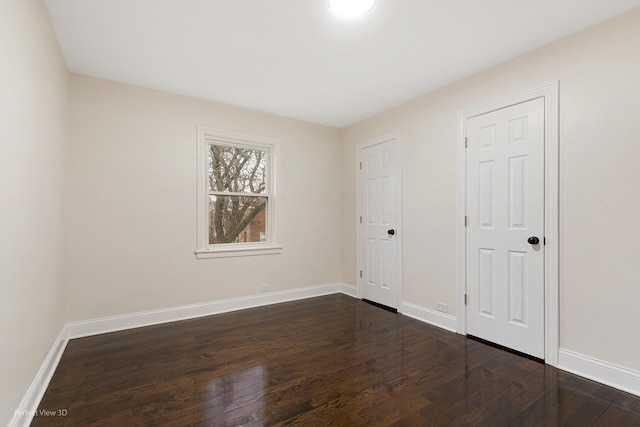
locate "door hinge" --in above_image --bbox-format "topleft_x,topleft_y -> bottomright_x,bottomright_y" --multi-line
359,216 -> 362,224
465,137 -> 468,148
544,237 -> 546,245
360,270 -> 363,278
359,161 -> 362,170
464,294 -> 468,305
465,216 -> 468,227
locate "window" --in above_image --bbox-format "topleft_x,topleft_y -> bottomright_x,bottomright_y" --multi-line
196,127 -> 281,258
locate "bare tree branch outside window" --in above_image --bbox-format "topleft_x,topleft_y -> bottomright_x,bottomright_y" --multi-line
207,145 -> 268,244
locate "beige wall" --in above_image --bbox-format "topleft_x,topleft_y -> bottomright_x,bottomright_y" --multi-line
341,8 -> 640,371
65,74 -> 342,321
0,0 -> 69,424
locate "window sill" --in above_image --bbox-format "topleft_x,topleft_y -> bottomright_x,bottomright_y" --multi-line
195,245 -> 283,259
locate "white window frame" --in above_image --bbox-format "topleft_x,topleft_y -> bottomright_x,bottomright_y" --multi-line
195,126 -> 282,259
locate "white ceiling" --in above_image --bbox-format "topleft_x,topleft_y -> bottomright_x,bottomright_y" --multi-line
44,0 -> 639,128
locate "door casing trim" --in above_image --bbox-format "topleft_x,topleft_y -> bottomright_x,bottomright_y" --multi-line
456,82 -> 559,365
356,131 -> 403,309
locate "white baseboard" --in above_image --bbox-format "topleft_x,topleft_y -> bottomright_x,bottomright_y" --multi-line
558,349 -> 640,397
340,283 -> 358,298
400,301 -> 458,333
9,329 -> 69,427
66,283 -> 347,339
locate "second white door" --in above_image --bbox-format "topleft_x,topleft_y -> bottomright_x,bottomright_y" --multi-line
358,136 -> 400,309
466,97 -> 545,359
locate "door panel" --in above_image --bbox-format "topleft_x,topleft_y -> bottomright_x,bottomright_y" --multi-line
478,248 -> 495,317
466,98 -> 544,359
359,138 -> 399,309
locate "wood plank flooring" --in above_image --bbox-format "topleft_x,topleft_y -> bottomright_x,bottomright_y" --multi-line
33,294 -> 640,426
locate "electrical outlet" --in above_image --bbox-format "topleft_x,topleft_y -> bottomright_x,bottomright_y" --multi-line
260,284 -> 271,292
435,302 -> 447,313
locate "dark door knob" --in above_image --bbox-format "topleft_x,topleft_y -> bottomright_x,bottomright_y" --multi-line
527,236 -> 540,245
388,229 -> 395,236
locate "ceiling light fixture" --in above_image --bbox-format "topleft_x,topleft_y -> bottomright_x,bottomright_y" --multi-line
329,0 -> 376,17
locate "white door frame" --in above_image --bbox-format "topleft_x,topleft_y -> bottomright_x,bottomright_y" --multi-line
456,82 -> 559,365
356,131 -> 403,308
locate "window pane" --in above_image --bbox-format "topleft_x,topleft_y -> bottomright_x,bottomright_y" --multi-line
209,195 -> 267,244
208,145 -> 267,194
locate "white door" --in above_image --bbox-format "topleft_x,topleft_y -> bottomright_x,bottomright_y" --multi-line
466,98 -> 545,359
358,136 -> 400,309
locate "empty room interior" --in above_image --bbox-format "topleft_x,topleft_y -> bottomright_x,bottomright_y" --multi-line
3,0 -> 640,425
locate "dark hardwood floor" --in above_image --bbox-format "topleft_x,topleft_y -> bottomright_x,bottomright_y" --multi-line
33,294 -> 640,426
